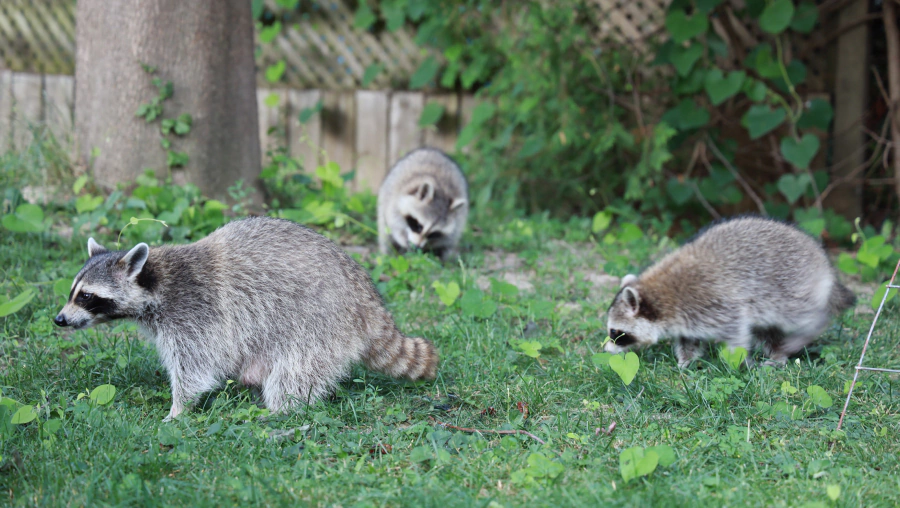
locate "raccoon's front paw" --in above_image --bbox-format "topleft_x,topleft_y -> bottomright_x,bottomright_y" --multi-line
761,358 -> 787,368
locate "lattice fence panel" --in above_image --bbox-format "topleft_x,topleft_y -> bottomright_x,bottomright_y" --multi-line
0,0 -> 75,75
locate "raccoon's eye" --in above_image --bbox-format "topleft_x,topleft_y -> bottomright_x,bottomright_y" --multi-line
79,291 -> 93,300
426,231 -> 443,240
405,216 -> 423,234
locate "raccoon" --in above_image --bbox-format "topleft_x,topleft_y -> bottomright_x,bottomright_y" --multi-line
604,216 -> 856,367
54,217 -> 439,421
377,147 -> 468,261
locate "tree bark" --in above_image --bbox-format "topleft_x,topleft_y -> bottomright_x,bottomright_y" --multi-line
75,0 -> 261,202
885,0 -> 900,213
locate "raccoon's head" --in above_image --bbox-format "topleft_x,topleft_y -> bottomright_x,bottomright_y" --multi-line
389,178 -> 467,253
604,274 -> 662,353
54,238 -> 152,330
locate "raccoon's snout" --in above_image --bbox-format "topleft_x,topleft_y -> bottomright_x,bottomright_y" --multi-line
53,314 -> 69,327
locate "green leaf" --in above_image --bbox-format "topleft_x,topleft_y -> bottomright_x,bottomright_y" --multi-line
670,44 -> 704,77
0,288 -> 35,317
431,280 -> 459,307
410,56 -> 440,89
662,99 -> 710,130
619,447 -> 659,482
777,173 -> 811,204
489,278 -> 519,298
389,255 -> 409,274
797,99 -> 833,130
742,79 -> 768,102
837,252 -> 858,275
592,211 -> 613,233
382,0 -> 407,31
760,0 -> 795,34
871,281 -> 898,310
459,289 -> 497,319
704,69 -> 746,105
53,279 -> 71,298
667,178 -> 695,205
315,161 -> 344,189
251,0 -> 265,20
2,203 -> 46,233
353,3 -> 377,30
665,9 -> 709,43
826,485 -> 841,501
719,346 -> 748,369
741,105 -> 786,139
89,384 -> 117,406
469,102 -> 496,125
361,63 -> 383,87
419,102 -> 444,127
299,100 -> 323,124
646,445 -> 676,467
516,340 -> 543,358
73,175 -> 89,195
790,1 -> 819,33
806,385 -> 833,408
522,452 -> 565,479
265,60 -> 286,83
263,93 -> 280,108
780,134 -> 820,170
696,0 -> 725,13
259,21 -> 282,44
75,195 -> 104,214
10,405 -> 37,425
608,352 -> 639,385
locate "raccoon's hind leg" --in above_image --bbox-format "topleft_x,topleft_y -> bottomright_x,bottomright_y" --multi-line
362,320 -> 438,381
674,337 -> 705,368
260,357 -> 344,413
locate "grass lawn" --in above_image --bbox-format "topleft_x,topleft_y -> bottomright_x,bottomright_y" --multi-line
1,210 -> 899,507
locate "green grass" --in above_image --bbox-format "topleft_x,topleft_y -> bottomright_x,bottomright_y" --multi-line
2,175 -> 900,506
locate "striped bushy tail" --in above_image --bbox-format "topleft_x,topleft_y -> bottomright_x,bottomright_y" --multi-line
829,280 -> 857,315
362,324 -> 438,381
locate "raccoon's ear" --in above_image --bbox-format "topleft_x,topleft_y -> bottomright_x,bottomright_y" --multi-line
622,286 -> 641,315
410,182 -> 435,202
620,274 -> 637,288
87,237 -> 107,257
120,243 -> 150,280
449,198 -> 467,212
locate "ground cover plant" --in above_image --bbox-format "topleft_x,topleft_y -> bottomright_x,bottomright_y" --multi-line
2,141 -> 900,507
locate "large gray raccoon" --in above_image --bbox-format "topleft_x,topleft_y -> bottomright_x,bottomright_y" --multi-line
54,217 -> 439,420
377,147 -> 468,261
604,216 -> 856,367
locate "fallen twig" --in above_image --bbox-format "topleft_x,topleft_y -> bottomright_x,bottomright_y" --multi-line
429,417 -> 547,445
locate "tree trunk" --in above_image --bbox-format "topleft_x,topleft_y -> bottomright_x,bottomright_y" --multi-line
75,0 -> 261,202
885,0 -> 900,214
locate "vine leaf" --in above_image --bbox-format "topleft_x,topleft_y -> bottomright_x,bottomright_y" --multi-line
704,69 -> 746,105
760,0 -> 795,34
665,10 -> 709,43
741,105 -> 786,139
780,134 -> 820,170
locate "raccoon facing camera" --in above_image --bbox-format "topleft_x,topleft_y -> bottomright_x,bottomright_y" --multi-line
603,216 -> 856,368
55,217 -> 439,421
378,147 -> 468,262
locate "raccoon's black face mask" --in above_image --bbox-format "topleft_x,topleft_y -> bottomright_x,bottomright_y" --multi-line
54,238 -> 150,330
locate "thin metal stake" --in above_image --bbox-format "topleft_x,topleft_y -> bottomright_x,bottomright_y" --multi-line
836,258 -> 900,431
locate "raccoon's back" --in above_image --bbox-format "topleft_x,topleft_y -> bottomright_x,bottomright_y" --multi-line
379,148 -> 467,199
151,217 -> 381,335
642,217 -> 835,314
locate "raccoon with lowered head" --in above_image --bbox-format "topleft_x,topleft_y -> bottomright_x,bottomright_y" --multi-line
378,147 -> 468,261
54,217 -> 438,420
604,216 -> 856,367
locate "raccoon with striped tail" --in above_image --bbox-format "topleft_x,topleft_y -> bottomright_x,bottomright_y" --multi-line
378,147 -> 468,261
54,217 -> 439,421
604,216 -> 856,367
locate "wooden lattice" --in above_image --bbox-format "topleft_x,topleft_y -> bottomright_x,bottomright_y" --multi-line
0,0 -> 75,74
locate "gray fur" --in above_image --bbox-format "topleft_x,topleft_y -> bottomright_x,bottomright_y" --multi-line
56,217 -> 439,421
377,147 -> 468,261
604,216 -> 856,367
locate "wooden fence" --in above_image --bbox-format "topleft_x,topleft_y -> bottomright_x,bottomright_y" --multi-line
0,70 -> 474,192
